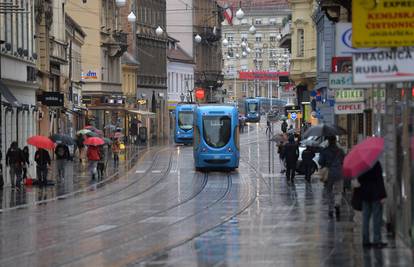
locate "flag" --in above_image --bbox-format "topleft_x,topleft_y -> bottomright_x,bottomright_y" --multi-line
223,5 -> 233,25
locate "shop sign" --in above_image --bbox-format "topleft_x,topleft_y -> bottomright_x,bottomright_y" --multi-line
334,102 -> 365,114
335,89 -> 365,103
328,73 -> 368,89
352,1 -> 414,48
137,99 -> 147,105
335,23 -> 380,56
280,91 -> 296,98
239,71 -> 289,81
41,92 -> 64,107
285,105 -> 300,112
81,70 -> 98,80
82,95 -> 92,104
353,47 -> 414,83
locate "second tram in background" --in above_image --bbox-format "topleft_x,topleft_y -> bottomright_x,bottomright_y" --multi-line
244,98 -> 261,122
193,105 -> 240,171
174,104 -> 196,144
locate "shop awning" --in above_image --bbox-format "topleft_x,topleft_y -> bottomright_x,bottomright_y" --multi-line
0,80 -> 21,107
127,109 -> 156,117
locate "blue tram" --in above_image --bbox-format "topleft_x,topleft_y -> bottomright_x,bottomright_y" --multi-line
193,105 -> 240,171
174,104 -> 196,144
244,98 -> 261,122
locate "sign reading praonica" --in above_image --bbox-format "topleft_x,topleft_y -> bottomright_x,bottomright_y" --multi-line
353,47 -> 414,83
352,0 -> 414,48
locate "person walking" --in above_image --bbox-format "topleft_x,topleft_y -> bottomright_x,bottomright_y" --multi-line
283,135 -> 299,183
6,142 -> 25,188
55,142 -> 70,180
97,145 -> 107,180
318,136 -> 345,218
22,146 -> 30,181
112,139 -> 121,168
87,145 -> 100,180
302,146 -> 315,182
358,161 -> 387,249
277,141 -> 286,174
34,148 -> 51,186
281,119 -> 288,134
265,119 -> 271,136
76,134 -> 85,163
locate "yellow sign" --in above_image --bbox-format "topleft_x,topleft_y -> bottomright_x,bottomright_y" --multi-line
352,0 -> 414,47
137,99 -> 147,105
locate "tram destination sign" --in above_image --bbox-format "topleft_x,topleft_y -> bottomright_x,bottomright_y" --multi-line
352,0 -> 414,48
352,47 -> 414,83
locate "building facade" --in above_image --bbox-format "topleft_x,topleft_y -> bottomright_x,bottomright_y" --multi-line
221,2 -> 291,106
0,0 -> 38,186
66,0 -> 127,131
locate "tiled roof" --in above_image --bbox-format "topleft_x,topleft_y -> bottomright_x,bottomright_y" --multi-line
167,45 -> 194,64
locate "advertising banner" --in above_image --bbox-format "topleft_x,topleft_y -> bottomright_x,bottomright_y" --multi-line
335,23 -> 380,56
334,102 -> 365,114
353,47 -> 414,83
238,71 -> 289,80
352,0 -> 414,48
335,89 -> 365,103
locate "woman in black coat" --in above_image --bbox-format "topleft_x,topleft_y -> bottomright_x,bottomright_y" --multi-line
358,161 -> 387,249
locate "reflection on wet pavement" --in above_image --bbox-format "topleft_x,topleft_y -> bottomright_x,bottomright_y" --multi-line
0,123 -> 412,267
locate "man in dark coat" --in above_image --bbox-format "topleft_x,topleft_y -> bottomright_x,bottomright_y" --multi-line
302,146 -> 315,182
35,148 -> 51,186
283,135 -> 299,183
6,142 -> 25,188
281,120 -> 288,133
358,161 -> 387,249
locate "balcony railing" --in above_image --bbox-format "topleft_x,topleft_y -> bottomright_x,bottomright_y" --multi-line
49,38 -> 68,64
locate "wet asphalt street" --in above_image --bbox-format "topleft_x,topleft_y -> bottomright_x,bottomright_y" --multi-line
0,122 -> 413,267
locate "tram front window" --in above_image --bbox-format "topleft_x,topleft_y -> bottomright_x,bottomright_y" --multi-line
248,103 -> 258,113
202,116 -> 231,148
178,111 -> 194,130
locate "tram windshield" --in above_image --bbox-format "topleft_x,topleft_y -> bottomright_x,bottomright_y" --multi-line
248,103 -> 258,113
202,116 -> 231,148
178,111 -> 194,130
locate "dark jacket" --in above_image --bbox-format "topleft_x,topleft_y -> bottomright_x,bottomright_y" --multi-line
6,147 -> 24,168
302,148 -> 315,164
358,162 -> 387,202
35,149 -> 51,167
23,150 -> 30,165
55,144 -> 70,160
318,144 -> 345,181
281,121 -> 288,133
283,142 -> 299,167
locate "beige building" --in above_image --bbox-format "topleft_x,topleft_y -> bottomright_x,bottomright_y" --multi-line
288,0 -> 317,91
221,3 -> 291,105
66,0 -> 127,131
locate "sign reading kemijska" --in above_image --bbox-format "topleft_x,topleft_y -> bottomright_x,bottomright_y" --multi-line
352,0 -> 414,48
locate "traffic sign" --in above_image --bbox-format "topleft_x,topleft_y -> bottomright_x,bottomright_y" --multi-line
290,112 -> 297,120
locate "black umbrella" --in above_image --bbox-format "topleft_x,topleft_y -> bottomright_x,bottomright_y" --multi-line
303,124 -> 347,138
50,134 -> 76,145
151,90 -> 157,113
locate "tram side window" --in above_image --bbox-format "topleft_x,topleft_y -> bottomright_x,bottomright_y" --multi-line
178,111 -> 194,130
202,116 -> 231,148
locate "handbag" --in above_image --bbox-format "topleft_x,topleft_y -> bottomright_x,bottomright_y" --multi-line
319,167 -> 329,182
351,187 -> 363,211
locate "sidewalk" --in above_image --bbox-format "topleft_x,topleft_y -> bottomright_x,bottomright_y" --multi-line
0,144 -> 146,210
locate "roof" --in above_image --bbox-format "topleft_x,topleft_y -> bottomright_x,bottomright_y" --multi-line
121,52 -> 140,65
167,45 -> 194,64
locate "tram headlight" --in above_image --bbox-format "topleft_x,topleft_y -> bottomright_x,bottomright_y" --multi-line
177,131 -> 180,135
201,147 -> 207,152
228,147 -> 233,152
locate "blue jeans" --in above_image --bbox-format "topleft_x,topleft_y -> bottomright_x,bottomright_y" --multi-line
362,201 -> 383,244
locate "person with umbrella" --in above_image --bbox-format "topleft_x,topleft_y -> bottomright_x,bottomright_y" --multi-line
85,137 -> 103,180
302,145 -> 315,182
97,144 -> 108,180
6,142 -> 25,188
318,136 -> 345,218
111,138 -> 121,168
55,141 -> 70,180
76,134 -> 85,163
342,137 -> 387,248
34,147 -> 51,186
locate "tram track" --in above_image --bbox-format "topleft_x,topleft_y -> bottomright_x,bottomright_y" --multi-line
0,147 -> 174,234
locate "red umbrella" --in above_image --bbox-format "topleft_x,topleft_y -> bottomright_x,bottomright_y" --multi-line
27,136 -> 55,150
84,137 -> 105,146
343,137 -> 384,179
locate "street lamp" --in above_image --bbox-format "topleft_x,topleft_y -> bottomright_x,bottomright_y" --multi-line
155,26 -> 164,37
249,25 -> 256,34
127,11 -> 136,22
240,41 -> 247,49
194,34 -> 202,43
222,38 -> 229,47
115,0 -> 126,7
236,8 -> 245,20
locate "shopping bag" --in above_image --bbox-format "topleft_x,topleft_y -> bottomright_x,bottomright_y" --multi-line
24,178 -> 34,186
120,143 -> 126,150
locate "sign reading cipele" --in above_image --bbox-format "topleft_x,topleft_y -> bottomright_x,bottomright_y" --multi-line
353,47 -> 414,83
328,73 -> 367,89
334,102 -> 365,114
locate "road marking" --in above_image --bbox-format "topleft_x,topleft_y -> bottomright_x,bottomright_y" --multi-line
152,170 -> 162,173
135,170 -> 146,174
85,224 -> 117,233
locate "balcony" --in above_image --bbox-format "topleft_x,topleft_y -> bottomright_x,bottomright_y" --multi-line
49,38 -> 68,65
101,31 -> 128,58
279,21 -> 291,50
